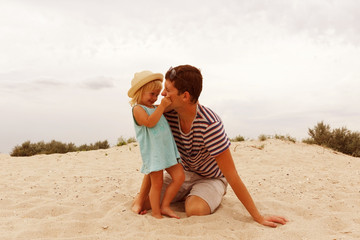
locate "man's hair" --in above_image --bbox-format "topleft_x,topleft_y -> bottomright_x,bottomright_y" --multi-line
165,65 -> 202,104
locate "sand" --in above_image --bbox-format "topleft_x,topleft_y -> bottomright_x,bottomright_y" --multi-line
1,139 -> 359,240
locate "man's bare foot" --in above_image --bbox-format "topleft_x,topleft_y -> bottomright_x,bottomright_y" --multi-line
131,194 -> 145,214
161,206 -> 180,219
131,204 -> 147,215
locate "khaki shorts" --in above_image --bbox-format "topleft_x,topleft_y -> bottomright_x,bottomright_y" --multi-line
161,170 -> 228,213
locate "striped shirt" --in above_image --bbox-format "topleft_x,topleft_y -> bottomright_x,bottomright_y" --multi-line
164,104 -> 231,178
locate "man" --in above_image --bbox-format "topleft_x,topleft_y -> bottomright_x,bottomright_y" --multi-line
132,64 -> 287,227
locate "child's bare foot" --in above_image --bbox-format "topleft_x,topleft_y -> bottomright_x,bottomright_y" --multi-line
161,206 -> 180,219
152,212 -> 163,219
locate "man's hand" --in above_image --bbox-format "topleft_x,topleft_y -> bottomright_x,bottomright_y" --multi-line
256,215 -> 288,228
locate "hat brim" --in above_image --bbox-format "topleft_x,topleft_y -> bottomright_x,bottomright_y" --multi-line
127,73 -> 163,98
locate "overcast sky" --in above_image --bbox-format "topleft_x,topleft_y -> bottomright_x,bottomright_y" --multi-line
1,0 -> 360,153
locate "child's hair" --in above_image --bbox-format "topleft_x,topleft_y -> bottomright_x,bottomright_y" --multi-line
129,80 -> 163,106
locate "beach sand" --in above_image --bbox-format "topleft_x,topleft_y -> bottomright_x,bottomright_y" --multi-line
1,139 -> 359,240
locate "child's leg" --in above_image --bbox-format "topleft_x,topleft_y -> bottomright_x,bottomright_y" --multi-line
131,174 -> 151,214
161,163 -> 185,219
149,170 -> 164,219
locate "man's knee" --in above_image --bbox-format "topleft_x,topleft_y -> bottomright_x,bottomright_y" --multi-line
185,195 -> 211,216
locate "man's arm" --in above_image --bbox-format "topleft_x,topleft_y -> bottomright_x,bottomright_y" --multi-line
215,148 -> 288,227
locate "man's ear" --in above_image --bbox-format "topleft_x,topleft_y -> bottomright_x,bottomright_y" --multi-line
182,91 -> 191,102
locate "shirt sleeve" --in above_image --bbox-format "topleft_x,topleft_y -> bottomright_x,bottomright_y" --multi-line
203,121 -> 231,157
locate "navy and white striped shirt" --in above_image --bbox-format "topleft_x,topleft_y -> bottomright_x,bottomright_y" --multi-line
164,104 -> 231,178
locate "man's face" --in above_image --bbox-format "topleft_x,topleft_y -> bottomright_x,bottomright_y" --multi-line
162,79 -> 181,108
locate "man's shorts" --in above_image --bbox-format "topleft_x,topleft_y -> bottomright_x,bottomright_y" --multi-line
161,170 -> 228,213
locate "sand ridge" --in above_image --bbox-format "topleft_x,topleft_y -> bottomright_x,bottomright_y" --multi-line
1,140 -> 359,239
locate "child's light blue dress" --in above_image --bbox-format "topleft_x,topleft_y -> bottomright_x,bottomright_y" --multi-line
133,105 -> 180,174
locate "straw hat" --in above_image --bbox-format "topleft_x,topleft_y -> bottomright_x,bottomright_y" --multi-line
127,70 -> 164,98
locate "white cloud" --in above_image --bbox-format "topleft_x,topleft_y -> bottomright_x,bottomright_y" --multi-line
1,0 -> 360,153
81,76 -> 116,90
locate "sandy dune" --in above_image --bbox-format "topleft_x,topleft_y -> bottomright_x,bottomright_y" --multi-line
1,139 -> 359,239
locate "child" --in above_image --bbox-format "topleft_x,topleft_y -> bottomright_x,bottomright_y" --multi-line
128,70 -> 185,219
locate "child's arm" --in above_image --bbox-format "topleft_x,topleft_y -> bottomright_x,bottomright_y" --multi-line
163,104 -> 174,113
133,97 -> 171,128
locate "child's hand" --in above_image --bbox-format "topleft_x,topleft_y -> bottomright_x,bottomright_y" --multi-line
160,96 -> 172,108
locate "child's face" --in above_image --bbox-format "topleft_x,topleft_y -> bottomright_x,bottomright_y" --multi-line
139,89 -> 161,107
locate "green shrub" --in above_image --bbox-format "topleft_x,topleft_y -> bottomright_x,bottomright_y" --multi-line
11,141 -> 35,157
274,134 -> 296,143
127,137 -> 136,144
307,121 -> 332,145
304,121 -> 360,157
231,135 -> 245,142
78,144 -> 90,152
117,136 -> 136,146
257,134 -> 296,143
302,138 -> 315,144
258,134 -> 269,141
117,137 -> 127,146
10,140 -> 110,157
93,140 -> 110,150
